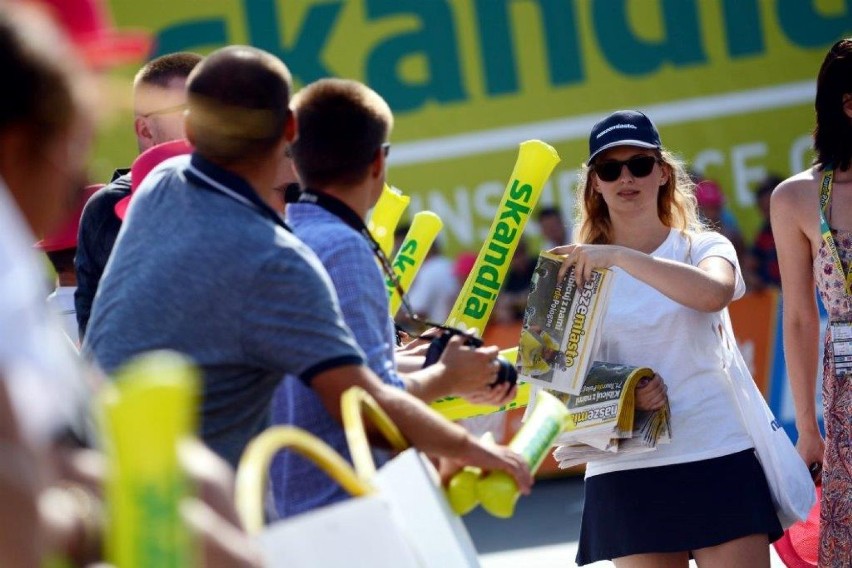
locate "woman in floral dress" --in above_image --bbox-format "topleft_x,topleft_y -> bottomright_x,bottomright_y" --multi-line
773,38 -> 852,566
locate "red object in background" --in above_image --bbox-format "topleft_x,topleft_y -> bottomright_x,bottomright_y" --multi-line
695,179 -> 725,208
28,0 -> 151,68
774,485 -> 821,567
115,139 -> 193,220
36,184 -> 102,252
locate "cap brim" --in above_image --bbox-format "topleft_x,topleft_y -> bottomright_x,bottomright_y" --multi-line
588,140 -> 659,165
77,31 -> 152,69
114,195 -> 131,220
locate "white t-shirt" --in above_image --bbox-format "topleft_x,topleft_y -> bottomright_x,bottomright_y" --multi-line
0,180 -> 92,446
585,228 -> 752,477
46,286 -> 79,346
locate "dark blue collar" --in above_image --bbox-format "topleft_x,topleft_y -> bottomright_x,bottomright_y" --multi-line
185,152 -> 289,231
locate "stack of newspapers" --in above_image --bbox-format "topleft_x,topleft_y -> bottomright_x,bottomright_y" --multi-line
518,251 -> 671,468
548,362 -> 672,468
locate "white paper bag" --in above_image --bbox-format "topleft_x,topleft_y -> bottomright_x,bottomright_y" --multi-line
342,386 -> 481,568
258,492 -> 421,568
375,448 -> 480,568
235,426 -> 423,568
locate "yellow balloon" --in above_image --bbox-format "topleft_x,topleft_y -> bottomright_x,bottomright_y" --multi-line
388,211 -> 443,316
446,466 -> 482,516
367,184 -> 410,257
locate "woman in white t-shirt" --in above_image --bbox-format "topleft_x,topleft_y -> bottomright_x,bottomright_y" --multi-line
553,110 -> 781,567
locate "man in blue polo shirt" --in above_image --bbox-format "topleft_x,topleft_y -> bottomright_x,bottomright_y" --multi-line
85,45 -> 533,497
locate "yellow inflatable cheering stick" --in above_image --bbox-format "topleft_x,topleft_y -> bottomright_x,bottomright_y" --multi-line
445,140 -> 560,332
431,140 -> 558,421
367,184 -> 410,257
387,210 -> 443,316
98,350 -> 200,568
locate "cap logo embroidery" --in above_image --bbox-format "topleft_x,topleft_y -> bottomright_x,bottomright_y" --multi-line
596,123 -> 638,139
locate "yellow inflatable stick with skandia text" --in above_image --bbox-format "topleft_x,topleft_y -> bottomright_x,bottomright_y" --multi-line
387,211 -> 443,316
368,184 -> 410,257
98,350 -> 200,568
445,140 -> 560,333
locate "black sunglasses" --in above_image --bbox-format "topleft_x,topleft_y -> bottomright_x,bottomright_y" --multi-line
593,155 -> 659,182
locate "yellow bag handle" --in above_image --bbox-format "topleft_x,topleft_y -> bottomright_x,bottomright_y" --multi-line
341,386 -> 409,479
235,426 -> 373,534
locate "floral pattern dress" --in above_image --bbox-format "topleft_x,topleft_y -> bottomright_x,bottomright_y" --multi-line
813,228 -> 852,567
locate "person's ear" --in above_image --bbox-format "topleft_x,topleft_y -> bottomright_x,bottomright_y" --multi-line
370,149 -> 384,179
134,116 -> 154,151
842,93 -> 852,119
284,110 -> 297,144
657,160 -> 670,187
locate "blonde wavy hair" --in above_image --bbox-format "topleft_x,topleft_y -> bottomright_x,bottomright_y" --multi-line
573,149 -> 704,245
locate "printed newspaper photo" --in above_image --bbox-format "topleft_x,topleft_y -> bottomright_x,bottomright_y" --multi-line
516,251 -> 612,395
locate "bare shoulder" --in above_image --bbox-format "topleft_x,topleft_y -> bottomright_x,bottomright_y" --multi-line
771,168 -> 819,211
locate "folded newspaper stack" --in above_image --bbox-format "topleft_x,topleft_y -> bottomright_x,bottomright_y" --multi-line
545,361 -> 672,469
517,252 -> 612,396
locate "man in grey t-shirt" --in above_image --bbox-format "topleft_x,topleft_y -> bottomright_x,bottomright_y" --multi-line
86,45 -> 533,493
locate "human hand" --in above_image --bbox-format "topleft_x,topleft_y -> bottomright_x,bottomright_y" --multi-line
551,243 -> 623,288
437,335 -> 499,396
453,437 -> 533,495
463,381 -> 517,407
178,439 -> 240,527
181,499 -> 263,568
395,329 -> 434,357
795,429 -> 825,484
635,374 -> 667,411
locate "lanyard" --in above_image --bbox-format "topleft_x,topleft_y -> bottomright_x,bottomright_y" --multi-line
818,165 -> 852,297
295,189 -> 447,331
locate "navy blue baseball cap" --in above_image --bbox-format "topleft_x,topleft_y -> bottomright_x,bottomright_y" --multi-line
588,110 -> 662,164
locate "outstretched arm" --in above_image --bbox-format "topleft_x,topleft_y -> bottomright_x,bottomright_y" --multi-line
553,243 -> 737,312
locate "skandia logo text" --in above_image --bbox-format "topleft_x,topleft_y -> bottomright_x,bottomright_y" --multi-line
596,123 -> 638,139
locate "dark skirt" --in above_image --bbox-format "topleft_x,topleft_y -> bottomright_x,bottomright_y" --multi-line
576,449 -> 783,566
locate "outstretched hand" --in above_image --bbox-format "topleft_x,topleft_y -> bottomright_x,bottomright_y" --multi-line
450,437 -> 533,496
551,244 -> 623,288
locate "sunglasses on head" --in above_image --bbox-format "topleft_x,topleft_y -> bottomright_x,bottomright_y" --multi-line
592,154 -> 660,182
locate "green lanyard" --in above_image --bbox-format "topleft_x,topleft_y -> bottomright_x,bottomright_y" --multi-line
818,165 -> 852,297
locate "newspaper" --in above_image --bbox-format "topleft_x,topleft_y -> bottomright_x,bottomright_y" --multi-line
516,252 -> 612,395
534,361 -> 672,469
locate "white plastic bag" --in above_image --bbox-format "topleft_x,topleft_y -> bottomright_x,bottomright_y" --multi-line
235,426 -> 422,567
343,387 -> 481,568
720,309 -> 816,529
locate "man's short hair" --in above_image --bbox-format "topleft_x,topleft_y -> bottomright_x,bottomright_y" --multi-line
290,78 -> 393,189
186,45 -> 291,164
134,52 -> 202,89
